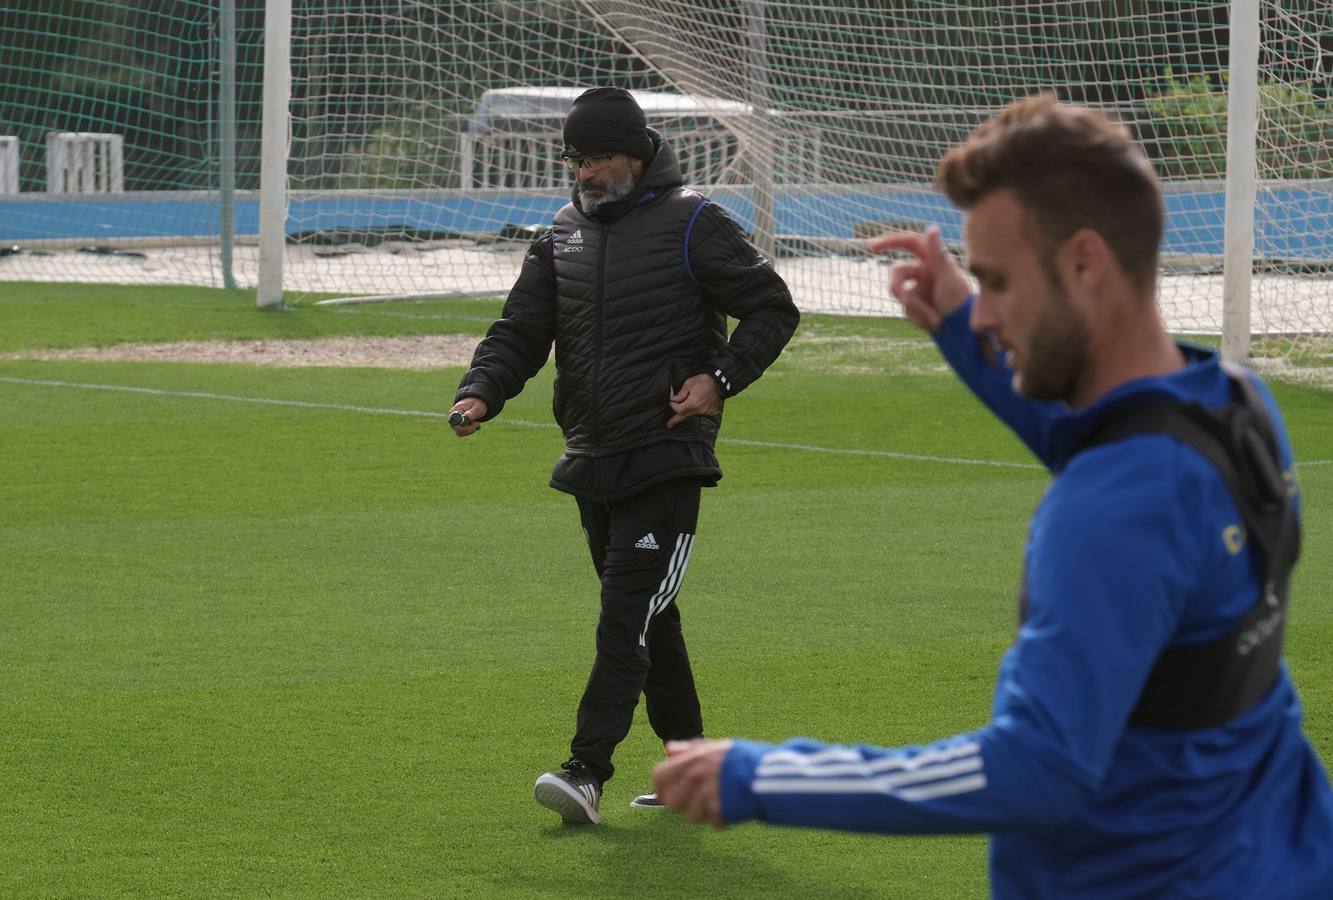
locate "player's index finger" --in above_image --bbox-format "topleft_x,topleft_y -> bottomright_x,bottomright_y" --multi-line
866,231 -> 927,256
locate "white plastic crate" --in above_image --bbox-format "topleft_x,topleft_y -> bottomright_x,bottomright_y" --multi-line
457,87 -> 816,189
46,132 -> 124,194
0,136 -> 18,194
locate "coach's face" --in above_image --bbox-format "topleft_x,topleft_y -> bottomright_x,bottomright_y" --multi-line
965,188 -> 1090,404
576,153 -> 643,214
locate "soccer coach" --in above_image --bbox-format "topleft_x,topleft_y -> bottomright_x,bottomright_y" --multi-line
449,87 -> 798,825
654,95 -> 1333,898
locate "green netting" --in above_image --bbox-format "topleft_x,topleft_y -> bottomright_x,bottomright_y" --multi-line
0,1 -> 262,192
0,1 -> 1328,354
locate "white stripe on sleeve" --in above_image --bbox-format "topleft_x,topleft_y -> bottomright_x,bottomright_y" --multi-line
753,743 -> 987,803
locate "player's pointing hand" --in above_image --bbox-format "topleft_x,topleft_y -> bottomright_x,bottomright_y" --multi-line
654,739 -> 734,829
868,226 -> 972,332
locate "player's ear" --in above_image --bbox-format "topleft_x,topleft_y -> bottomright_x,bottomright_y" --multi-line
1060,227 -> 1112,291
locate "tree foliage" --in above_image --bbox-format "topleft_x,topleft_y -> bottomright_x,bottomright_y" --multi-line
1146,69 -> 1333,180
0,1 -> 268,190
1,2 -> 1328,192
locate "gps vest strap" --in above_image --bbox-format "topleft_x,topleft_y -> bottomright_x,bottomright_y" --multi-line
1072,364 -> 1301,730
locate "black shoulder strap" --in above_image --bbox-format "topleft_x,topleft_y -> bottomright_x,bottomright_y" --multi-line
1074,365 -> 1301,729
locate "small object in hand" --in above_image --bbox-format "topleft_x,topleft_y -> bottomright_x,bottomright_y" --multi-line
449,411 -> 470,427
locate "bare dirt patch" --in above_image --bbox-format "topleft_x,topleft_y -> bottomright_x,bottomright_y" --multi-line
2,334 -> 481,369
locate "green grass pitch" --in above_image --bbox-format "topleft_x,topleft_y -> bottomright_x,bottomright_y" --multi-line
1,282 -> 1329,898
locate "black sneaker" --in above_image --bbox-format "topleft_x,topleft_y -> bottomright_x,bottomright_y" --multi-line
630,792 -> 666,809
535,759 -> 602,825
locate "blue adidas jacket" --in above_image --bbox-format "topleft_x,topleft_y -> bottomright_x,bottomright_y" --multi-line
718,300 -> 1333,898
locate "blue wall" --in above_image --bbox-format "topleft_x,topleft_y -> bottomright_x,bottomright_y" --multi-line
2,185 -> 1331,260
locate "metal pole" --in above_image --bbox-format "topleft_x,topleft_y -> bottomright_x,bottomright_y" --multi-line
219,0 -> 237,289
1221,0 -> 1260,362
746,0 -> 777,263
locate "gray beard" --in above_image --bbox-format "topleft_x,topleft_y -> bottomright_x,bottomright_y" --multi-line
578,168 -> 638,214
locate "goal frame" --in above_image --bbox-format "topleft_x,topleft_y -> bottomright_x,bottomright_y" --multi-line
256,1 -> 1267,361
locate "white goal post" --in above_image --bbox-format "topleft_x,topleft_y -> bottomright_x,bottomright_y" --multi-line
1222,0 -> 1261,364
257,0 -> 293,310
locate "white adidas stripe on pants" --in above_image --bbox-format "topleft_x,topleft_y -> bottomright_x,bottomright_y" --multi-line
638,533 -> 695,647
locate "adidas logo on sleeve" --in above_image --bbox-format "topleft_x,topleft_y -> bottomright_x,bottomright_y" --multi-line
634,533 -> 660,550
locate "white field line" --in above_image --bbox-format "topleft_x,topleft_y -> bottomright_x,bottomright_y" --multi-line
2,375 -> 1329,469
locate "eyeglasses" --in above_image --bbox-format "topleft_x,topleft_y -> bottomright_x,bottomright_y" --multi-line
562,152 -> 618,172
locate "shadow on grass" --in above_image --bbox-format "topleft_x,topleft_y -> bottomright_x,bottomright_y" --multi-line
497,813 -> 888,900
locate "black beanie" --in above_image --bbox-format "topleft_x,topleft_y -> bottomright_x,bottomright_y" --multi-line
560,87 -> 656,162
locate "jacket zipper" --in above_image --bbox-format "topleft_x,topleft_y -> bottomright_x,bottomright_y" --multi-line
593,223 -> 608,452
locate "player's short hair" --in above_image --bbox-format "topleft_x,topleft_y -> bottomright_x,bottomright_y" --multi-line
936,94 -> 1164,291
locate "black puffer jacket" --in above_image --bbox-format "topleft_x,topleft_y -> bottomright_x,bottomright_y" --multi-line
456,133 -> 798,490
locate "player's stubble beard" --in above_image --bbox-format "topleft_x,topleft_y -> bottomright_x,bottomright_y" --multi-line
1014,274 -> 1090,403
578,162 -> 638,215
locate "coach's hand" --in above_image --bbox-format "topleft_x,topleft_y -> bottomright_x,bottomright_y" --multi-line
869,226 -> 972,332
448,397 -> 487,436
667,374 -> 722,429
653,739 -> 734,829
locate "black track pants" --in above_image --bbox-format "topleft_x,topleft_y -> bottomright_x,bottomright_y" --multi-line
570,478 -> 704,784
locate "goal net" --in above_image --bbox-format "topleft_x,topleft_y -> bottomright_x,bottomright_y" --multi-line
1,1 -> 1329,358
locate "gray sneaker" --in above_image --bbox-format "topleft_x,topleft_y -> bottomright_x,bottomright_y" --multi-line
630,792 -> 666,808
535,759 -> 602,825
